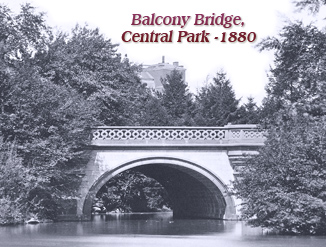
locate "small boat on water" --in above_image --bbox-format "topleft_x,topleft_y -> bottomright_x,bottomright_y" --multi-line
26,218 -> 40,224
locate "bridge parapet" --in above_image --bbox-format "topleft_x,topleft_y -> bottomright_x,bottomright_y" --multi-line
91,124 -> 265,147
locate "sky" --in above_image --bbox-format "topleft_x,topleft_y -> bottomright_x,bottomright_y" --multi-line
2,0 -> 326,104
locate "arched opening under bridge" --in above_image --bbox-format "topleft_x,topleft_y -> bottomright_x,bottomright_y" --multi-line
82,157 -> 236,220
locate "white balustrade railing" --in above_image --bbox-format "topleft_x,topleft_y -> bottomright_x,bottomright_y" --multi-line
91,125 -> 265,146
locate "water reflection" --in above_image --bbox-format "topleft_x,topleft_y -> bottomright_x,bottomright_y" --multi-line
0,213 -> 326,247
91,212 -> 229,235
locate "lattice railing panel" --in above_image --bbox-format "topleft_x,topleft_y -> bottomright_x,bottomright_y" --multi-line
230,130 -> 241,139
229,129 -> 264,139
243,130 -> 264,139
92,128 -> 227,141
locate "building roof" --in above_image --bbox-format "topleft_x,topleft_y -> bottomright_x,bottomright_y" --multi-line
140,57 -> 186,91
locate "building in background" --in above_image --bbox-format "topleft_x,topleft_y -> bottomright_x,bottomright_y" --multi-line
140,56 -> 186,92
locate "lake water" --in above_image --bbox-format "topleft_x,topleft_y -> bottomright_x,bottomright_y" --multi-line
0,212 -> 325,247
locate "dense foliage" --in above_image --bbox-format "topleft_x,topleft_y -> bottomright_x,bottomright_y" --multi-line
0,4 -> 99,220
0,139 -> 27,224
233,1 -> 326,235
139,94 -> 170,126
0,4 -> 146,223
95,170 -> 170,213
37,25 -> 147,126
194,71 -> 240,126
234,115 -> 326,234
294,0 -> 326,12
258,23 -> 326,122
235,97 -> 261,124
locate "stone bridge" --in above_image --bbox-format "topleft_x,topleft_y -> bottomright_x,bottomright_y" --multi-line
75,125 -> 265,221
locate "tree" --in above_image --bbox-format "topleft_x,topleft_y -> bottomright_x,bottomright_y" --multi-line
258,23 -> 326,122
235,97 -> 261,124
0,66 -> 99,219
161,69 -> 194,126
139,94 -> 170,126
0,139 -> 29,225
0,3 -> 51,116
233,114 -> 326,234
294,0 -> 326,12
194,71 -> 239,126
234,2 -> 326,234
0,4 -> 99,220
37,25 -> 147,126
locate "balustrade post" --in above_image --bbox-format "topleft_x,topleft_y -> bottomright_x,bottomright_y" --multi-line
224,128 -> 230,141
239,129 -> 244,141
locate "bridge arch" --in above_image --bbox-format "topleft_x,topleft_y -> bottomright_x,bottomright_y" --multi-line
82,157 -> 236,220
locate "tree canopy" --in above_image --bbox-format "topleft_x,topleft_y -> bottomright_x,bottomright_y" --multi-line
258,23 -> 326,122
294,0 -> 326,12
0,3 -> 148,222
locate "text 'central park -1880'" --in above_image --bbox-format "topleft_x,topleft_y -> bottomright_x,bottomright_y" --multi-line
0,1 -> 326,235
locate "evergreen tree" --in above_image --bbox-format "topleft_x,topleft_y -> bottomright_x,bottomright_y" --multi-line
235,97 -> 261,124
194,71 -> 239,126
161,69 -> 194,126
139,94 -> 170,126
